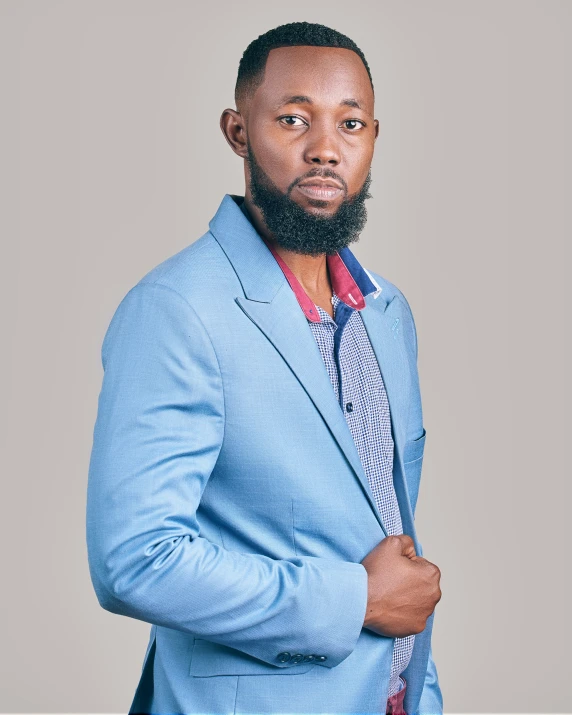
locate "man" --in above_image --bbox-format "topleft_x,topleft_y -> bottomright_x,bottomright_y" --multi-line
86,22 -> 443,715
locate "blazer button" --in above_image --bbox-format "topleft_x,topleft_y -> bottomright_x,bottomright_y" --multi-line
303,654 -> 315,662
290,654 -> 304,664
346,402 -> 353,413
277,652 -> 291,663
315,655 -> 328,662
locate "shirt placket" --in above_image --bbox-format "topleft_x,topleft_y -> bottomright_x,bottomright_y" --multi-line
331,296 -> 355,412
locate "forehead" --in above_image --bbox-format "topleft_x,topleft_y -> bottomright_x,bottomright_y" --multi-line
252,45 -> 374,111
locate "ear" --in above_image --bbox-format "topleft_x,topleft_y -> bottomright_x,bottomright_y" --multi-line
373,118 -> 379,140
220,108 -> 248,158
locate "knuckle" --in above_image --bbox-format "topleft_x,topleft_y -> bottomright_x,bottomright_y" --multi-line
426,561 -> 440,578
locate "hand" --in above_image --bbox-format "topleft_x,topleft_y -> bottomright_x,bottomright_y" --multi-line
360,534 -> 441,637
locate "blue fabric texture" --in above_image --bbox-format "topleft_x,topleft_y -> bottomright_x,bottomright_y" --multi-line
86,194 -> 443,714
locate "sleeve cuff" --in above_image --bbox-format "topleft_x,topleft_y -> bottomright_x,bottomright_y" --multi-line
312,559 -> 369,668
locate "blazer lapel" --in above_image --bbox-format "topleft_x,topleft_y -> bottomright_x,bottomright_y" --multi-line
209,195 -> 418,542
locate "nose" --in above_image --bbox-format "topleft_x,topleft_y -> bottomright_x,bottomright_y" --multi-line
303,125 -> 341,166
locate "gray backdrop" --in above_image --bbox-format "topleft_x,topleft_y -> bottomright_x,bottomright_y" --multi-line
1,0 -> 570,712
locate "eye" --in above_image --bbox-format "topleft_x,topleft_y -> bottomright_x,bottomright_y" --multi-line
342,119 -> 366,131
279,115 -> 307,127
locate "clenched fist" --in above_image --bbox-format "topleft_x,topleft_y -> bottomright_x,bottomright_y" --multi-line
361,534 -> 441,637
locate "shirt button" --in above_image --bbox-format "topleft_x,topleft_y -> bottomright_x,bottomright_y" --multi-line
346,402 -> 353,413
277,652 -> 291,663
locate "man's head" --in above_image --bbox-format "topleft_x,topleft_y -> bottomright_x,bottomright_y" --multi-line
221,22 -> 378,256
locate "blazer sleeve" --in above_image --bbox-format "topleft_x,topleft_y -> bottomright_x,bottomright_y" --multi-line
86,281 -> 368,669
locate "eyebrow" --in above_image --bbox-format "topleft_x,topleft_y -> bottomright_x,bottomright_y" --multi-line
275,95 -> 365,111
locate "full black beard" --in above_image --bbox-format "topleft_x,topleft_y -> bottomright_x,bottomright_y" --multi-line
246,145 -> 372,257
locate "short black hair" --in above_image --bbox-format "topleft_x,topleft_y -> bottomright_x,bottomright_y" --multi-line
235,22 -> 374,107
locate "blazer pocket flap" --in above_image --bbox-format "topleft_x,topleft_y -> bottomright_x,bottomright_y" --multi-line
403,427 -> 427,464
189,639 -> 316,676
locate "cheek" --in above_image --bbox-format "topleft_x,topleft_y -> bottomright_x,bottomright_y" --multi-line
345,144 -> 374,192
249,126 -> 301,189
249,120 -> 305,174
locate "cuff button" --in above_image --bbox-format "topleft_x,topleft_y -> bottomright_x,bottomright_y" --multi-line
277,652 -> 291,663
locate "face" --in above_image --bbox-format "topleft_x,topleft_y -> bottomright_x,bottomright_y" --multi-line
221,45 -> 379,254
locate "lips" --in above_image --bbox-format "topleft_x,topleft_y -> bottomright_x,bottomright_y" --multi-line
296,179 -> 344,201
297,179 -> 344,190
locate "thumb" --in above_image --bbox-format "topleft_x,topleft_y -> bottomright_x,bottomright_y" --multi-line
398,535 -> 418,560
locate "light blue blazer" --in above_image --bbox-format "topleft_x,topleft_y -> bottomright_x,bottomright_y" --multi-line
86,194 -> 443,714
